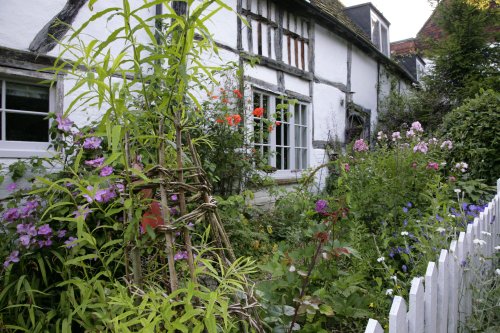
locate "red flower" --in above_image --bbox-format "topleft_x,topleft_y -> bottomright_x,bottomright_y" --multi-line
225,115 -> 234,126
253,107 -> 264,117
222,98 -> 229,104
233,114 -> 242,125
216,118 -> 224,124
276,121 -> 281,126
211,95 -> 218,100
315,231 -> 329,243
233,89 -> 243,99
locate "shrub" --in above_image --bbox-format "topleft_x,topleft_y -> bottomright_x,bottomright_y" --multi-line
441,89 -> 500,185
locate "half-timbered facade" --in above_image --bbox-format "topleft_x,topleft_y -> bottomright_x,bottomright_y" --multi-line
0,0 -> 415,197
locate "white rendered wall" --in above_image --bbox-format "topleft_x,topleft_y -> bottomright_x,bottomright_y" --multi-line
350,46 -> 378,125
283,74 -> 310,97
314,24 -> 348,86
312,83 -> 346,143
201,0 -> 238,49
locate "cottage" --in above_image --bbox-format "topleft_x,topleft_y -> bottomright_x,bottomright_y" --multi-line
0,0 -> 415,196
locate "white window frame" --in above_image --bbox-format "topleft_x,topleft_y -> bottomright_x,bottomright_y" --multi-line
0,67 -> 61,158
370,13 -> 390,56
252,89 -> 309,177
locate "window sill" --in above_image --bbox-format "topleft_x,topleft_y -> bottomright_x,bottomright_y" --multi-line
0,147 -> 55,159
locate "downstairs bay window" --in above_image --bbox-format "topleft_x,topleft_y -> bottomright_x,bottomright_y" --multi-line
252,91 -> 308,172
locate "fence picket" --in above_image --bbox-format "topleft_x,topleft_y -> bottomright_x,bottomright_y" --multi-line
425,262 -> 438,333
448,240 -> 459,333
437,250 -> 449,333
408,277 -> 424,333
389,296 -> 408,333
365,180 -> 500,332
365,319 -> 384,333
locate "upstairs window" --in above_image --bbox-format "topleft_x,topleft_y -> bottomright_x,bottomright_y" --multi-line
241,0 -> 309,71
371,16 -> 389,56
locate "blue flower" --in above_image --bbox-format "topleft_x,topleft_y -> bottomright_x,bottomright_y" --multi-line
402,265 -> 408,273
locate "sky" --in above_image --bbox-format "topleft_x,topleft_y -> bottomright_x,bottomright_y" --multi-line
340,0 -> 436,42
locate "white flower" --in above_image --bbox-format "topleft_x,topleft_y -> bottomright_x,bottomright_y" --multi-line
401,231 -> 409,236
390,275 -> 397,282
415,219 -> 421,223
473,239 -> 486,246
495,246 -> 500,251
454,189 -> 462,194
447,214 -> 456,218
377,257 -> 385,263
481,231 -> 491,236
436,227 -> 446,233
440,162 -> 447,166
496,269 -> 500,276
454,162 -> 468,173
386,289 -> 394,296
289,265 -> 296,272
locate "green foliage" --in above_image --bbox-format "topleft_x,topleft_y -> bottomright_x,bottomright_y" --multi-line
441,89 -> 500,185
0,1 -> 260,331
419,0 -> 500,129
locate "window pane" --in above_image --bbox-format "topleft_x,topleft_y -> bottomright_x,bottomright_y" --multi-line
295,125 -> 300,147
301,127 -> 307,147
294,104 -> 299,123
254,119 -> 261,143
284,147 -> 289,170
301,149 -> 307,169
262,95 -> 268,118
6,82 -> 49,113
301,105 -> 307,125
295,148 -> 300,169
6,112 -> 49,142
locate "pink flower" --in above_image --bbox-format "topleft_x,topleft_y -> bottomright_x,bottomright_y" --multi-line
343,163 -> 350,172
413,142 -> 428,154
440,140 -> 453,150
410,121 -> 423,133
353,139 -> 369,152
100,166 -> 113,177
406,129 -> 415,138
56,114 -> 74,133
449,176 -> 457,182
377,131 -> 387,141
391,132 -> 401,141
426,162 -> 439,170
428,138 -> 438,145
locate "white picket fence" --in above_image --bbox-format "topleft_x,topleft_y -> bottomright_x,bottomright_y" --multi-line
365,179 -> 500,333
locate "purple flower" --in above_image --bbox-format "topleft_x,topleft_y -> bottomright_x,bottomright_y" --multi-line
440,140 -> 453,150
353,139 -> 369,152
170,207 -> 179,216
72,206 -> 92,220
315,200 -> 328,214
6,183 -> 17,192
19,235 -> 31,247
83,137 -> 102,149
171,194 -> 178,201
436,214 -> 443,222
83,185 -> 95,203
95,188 -> 116,203
21,200 -> 39,218
402,265 -> 408,273
391,132 -> 401,141
56,114 -> 74,133
85,157 -> 104,167
57,229 -> 67,238
403,207 -> 409,213
174,251 -> 188,261
38,238 -> 53,247
65,237 -> 78,249
3,251 -> 20,267
3,208 -> 20,222
115,183 -> 125,193
99,166 -> 113,177
37,224 -> 53,236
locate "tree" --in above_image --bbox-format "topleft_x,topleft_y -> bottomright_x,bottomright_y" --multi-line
419,0 -> 499,129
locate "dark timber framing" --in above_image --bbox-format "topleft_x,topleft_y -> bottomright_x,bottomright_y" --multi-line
29,0 -> 88,54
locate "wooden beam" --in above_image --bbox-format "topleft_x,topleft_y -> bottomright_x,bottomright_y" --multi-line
241,52 -> 313,80
314,75 -> 348,93
29,0 -> 89,54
